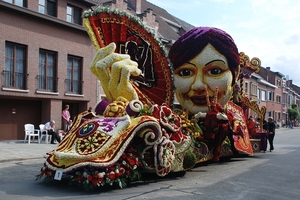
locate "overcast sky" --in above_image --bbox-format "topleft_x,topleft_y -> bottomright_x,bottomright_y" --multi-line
147,0 -> 300,86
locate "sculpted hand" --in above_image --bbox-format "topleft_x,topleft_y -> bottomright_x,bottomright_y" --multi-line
90,43 -> 141,102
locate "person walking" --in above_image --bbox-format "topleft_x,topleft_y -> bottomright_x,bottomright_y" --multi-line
267,117 -> 276,152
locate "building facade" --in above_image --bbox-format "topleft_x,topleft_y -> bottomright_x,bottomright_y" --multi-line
1,0 -> 300,141
0,0 -> 99,140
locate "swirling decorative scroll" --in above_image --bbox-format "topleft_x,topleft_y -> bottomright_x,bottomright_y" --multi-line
239,52 -> 261,74
241,95 -> 266,131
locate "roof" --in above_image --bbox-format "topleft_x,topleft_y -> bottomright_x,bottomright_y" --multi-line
78,0 -> 98,7
94,0 -> 194,42
252,73 -> 277,88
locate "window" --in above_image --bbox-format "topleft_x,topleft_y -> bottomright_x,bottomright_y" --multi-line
277,79 -> 281,87
268,91 -> 273,101
276,95 -> 281,103
244,82 -> 248,94
66,5 -> 82,25
38,0 -> 56,17
282,94 -> 286,104
3,0 -> 26,7
4,42 -> 27,89
268,111 -> 272,117
261,90 -> 266,101
250,83 -> 257,96
257,88 -> 261,99
38,50 -> 57,91
66,56 -> 82,94
288,94 -> 292,105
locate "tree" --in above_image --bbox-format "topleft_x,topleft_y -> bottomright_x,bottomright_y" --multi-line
288,104 -> 300,121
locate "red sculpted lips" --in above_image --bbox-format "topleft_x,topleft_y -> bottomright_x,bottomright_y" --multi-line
190,95 -> 208,105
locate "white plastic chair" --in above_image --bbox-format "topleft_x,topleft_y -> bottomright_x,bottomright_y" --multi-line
24,124 -> 40,144
39,124 -> 51,144
58,130 -> 65,141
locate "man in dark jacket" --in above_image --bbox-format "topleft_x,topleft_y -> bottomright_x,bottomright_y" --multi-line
267,117 -> 276,152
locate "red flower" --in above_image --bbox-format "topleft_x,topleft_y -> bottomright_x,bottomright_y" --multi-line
129,159 -> 135,166
87,174 -> 93,181
153,136 -> 175,177
109,172 -> 116,180
109,166 -> 115,171
76,176 -> 83,182
119,167 -> 125,174
152,103 -> 182,132
92,179 -> 98,186
169,129 -> 188,144
98,178 -> 104,183
121,153 -> 127,159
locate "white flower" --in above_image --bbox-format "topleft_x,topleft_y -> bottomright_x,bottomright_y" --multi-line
98,172 -> 105,178
83,172 -> 88,178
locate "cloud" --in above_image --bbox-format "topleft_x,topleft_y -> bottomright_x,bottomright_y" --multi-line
147,0 -> 300,85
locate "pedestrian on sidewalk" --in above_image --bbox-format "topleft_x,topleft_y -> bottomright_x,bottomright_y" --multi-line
62,104 -> 71,132
267,117 -> 276,152
44,120 -> 61,144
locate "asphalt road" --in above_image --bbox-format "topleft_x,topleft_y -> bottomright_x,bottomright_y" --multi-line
0,127 -> 299,200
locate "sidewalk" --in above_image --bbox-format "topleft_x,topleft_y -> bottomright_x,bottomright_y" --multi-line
0,127 -> 298,163
0,140 -> 58,163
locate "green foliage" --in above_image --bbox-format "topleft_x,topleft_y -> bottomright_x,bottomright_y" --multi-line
183,149 -> 197,170
288,104 -> 300,120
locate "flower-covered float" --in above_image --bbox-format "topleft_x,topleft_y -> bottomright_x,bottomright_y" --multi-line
37,7 -> 264,191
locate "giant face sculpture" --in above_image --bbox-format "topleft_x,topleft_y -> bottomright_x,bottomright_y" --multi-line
169,27 -> 240,115
174,44 -> 234,114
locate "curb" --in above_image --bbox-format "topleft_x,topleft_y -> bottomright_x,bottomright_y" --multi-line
0,157 -> 44,163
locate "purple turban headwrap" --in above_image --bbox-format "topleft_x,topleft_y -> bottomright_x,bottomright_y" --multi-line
168,27 -> 240,85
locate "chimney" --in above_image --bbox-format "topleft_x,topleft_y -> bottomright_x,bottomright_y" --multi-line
128,0 -> 142,14
135,0 -> 142,14
266,67 -> 271,70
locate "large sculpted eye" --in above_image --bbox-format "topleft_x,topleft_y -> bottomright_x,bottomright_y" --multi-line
208,68 -> 223,76
178,69 -> 194,77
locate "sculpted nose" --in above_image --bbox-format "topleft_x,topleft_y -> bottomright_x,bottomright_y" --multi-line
191,76 -> 206,90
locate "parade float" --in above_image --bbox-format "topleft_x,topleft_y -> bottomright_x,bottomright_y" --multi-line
36,7 -> 265,191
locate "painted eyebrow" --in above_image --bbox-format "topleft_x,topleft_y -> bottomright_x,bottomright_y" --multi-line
186,61 -> 196,66
205,59 -> 225,66
186,59 -> 225,66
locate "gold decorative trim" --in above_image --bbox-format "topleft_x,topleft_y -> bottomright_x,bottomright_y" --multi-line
83,18 -> 100,51
241,95 -> 266,130
239,52 -> 261,73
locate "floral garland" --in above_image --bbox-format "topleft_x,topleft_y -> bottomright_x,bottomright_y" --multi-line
37,141 -> 145,190
36,102 -> 210,191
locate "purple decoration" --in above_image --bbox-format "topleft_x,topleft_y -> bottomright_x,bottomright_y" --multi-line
125,100 -> 143,117
95,117 -> 126,133
95,99 -> 110,115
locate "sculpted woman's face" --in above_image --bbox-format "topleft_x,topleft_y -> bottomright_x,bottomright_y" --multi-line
174,44 -> 234,114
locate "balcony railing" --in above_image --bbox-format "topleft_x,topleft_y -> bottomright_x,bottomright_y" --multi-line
36,75 -> 58,92
65,79 -> 83,94
1,70 -> 27,89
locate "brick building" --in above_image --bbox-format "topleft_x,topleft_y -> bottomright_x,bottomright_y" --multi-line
0,0 -> 99,140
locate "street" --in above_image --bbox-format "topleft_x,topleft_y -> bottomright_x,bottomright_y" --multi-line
0,127 -> 299,200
